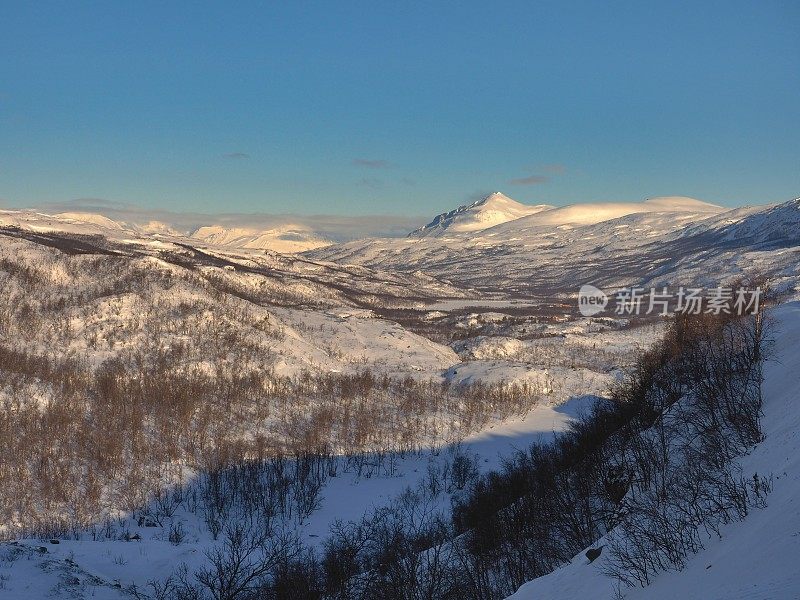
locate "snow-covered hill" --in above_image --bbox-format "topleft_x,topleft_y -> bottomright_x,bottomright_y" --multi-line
507,301 -> 800,600
487,195 -> 723,228
309,197 -> 800,296
0,209 -> 130,236
189,224 -> 332,253
408,194 -> 722,239
409,192 -> 554,237
0,209 -> 333,254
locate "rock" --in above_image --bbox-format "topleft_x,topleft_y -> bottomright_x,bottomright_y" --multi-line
585,545 -> 605,563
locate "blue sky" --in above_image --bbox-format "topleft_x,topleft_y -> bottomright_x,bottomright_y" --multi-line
1,0 -> 798,218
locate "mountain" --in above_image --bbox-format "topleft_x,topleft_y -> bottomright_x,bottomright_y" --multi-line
54,212 -> 126,230
410,194 -> 724,239
189,224 -> 332,253
133,220 -> 184,236
711,197 -> 800,247
0,208 -> 334,253
408,192 -> 554,237
492,196 -> 723,228
0,209 -> 130,236
308,197 -> 799,295
55,213 -> 184,237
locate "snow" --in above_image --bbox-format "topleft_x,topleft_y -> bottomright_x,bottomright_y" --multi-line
0,388 -> 605,599
5,299 -> 794,600
1,194 -> 799,598
0,209 -> 332,254
54,212 -> 126,230
409,192 -> 554,237
268,306 -> 459,377
309,198 -> 800,298
408,194 -> 723,238
190,224 -> 332,253
0,209 -> 126,236
487,196 -> 723,229
506,301 -> 800,600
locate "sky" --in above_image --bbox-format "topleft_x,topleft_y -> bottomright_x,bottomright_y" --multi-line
1,0 -> 798,222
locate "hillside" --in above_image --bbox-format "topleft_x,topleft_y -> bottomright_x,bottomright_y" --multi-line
189,224 -> 332,253
309,197 -> 800,295
508,301 -> 800,600
0,209 -> 333,254
486,196 -> 723,228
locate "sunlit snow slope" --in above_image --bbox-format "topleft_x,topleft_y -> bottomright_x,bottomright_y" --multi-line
409,192 -> 554,237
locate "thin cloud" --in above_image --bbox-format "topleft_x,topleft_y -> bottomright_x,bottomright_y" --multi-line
541,163 -> 566,175
509,175 -> 549,186
40,197 -> 141,210
353,158 -> 389,169
357,177 -> 383,189
222,152 -> 250,159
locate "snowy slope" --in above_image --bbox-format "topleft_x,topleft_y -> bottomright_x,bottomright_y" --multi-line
409,192 -> 554,237
507,301 -> 800,600
0,209 -> 333,254
189,224 -> 332,253
53,212 -> 126,230
0,209 -> 129,236
309,198 -> 800,296
1,302 -> 794,600
0,342 -> 625,599
485,195 -> 723,228
408,194 -> 721,239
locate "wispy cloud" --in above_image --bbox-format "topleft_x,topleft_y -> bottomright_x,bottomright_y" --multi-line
357,177 -> 383,189
222,152 -> 250,159
509,175 -> 549,186
352,158 -> 389,169
541,163 -> 566,175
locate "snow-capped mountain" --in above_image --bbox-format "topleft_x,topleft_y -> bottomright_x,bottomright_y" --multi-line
53,212 -> 127,230
493,196 -> 723,228
0,208 -> 333,254
409,192 -> 554,237
408,194 -> 723,239
0,209 -> 129,236
309,196 -> 800,295
189,224 -> 332,253
710,197 -> 800,247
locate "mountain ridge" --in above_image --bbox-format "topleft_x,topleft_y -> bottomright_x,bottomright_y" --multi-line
408,192 -> 554,238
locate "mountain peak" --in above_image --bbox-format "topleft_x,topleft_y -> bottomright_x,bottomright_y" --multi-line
409,192 -> 554,237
